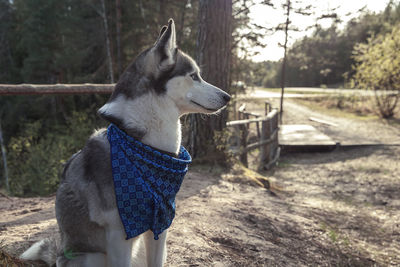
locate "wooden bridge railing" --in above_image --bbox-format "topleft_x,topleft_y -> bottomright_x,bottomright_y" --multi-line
226,102 -> 280,170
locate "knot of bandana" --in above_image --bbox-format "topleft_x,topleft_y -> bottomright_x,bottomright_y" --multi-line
107,124 -> 191,240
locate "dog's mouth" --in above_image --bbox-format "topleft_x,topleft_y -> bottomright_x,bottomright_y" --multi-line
190,100 -> 218,112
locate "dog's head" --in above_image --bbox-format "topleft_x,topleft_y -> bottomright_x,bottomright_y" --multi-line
99,19 -> 230,119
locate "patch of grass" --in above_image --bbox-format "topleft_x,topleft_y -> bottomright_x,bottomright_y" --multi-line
0,239 -> 25,267
276,161 -> 292,169
356,165 -> 385,174
320,222 -> 350,246
328,229 -> 338,243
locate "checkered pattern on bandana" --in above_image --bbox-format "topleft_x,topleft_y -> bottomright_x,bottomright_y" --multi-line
107,124 -> 191,240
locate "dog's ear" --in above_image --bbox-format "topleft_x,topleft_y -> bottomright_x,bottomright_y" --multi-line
154,19 -> 177,71
155,25 -> 168,43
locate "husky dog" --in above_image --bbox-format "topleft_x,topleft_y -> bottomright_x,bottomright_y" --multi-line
20,19 -> 230,267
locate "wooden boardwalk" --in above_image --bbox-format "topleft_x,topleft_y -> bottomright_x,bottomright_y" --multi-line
279,125 -> 337,151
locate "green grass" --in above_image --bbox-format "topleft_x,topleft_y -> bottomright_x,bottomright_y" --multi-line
320,222 -> 350,246
276,161 -> 292,169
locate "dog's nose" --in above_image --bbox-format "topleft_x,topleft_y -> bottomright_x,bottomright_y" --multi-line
221,92 -> 231,103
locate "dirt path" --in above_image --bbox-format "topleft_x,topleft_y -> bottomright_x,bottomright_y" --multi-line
282,99 -> 400,145
1,153 -> 399,267
243,91 -> 400,145
1,96 -> 399,266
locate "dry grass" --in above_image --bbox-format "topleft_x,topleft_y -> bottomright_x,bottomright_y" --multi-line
294,94 -> 400,122
0,249 -> 25,267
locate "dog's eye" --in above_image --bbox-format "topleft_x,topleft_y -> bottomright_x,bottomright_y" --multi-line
190,73 -> 200,81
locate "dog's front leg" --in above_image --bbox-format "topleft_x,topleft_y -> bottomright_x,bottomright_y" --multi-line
106,228 -> 134,267
143,230 -> 168,267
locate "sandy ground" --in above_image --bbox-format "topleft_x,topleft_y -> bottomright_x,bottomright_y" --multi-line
1,96 -> 399,266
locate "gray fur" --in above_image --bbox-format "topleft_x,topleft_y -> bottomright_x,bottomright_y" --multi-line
56,130 -> 110,254
99,49 -> 196,140
21,18 -> 230,267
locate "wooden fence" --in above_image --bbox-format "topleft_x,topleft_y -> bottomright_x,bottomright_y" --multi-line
0,84 -> 114,95
226,102 -> 280,170
0,84 -> 279,180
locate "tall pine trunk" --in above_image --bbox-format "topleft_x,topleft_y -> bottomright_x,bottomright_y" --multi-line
115,0 -> 122,77
279,0 -> 290,124
100,0 -> 114,83
188,0 -> 232,163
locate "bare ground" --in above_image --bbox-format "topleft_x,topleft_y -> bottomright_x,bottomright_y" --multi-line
1,97 -> 400,266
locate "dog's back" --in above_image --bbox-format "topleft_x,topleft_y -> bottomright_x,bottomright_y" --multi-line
55,130 -> 112,262
22,129 -> 115,265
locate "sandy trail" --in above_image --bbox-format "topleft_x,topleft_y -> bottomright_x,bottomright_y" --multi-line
1,96 -> 399,266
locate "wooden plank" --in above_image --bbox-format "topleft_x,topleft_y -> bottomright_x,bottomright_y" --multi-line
279,125 -> 336,146
0,84 -> 114,95
256,121 -> 261,138
247,129 -> 278,152
238,103 -> 246,112
265,101 -> 271,115
271,111 -> 279,159
227,109 -> 278,126
242,111 -> 261,118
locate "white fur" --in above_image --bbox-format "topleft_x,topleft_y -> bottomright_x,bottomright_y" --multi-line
166,75 -> 228,114
20,239 -> 45,261
99,93 -> 182,154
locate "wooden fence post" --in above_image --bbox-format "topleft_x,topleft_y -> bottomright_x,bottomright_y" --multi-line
239,124 -> 248,167
265,101 -> 271,115
265,110 -> 280,170
226,107 -> 279,170
0,120 -> 9,192
258,120 -> 267,170
272,110 -> 279,158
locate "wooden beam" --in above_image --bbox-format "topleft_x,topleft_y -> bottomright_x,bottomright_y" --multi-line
241,111 -> 261,118
226,109 -> 278,126
238,103 -> 246,112
0,84 -> 115,95
245,128 -> 278,152
229,129 -> 279,156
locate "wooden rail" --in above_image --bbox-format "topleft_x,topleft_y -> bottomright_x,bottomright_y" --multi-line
0,84 -> 115,95
227,110 -> 278,126
226,102 -> 280,170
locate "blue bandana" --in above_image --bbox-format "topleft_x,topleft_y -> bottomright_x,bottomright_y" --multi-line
107,124 -> 191,240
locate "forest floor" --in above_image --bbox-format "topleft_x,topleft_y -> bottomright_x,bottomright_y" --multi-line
1,93 -> 400,266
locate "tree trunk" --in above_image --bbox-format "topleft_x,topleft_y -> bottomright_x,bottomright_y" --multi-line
279,0 -> 290,124
188,0 -> 232,163
100,0 -> 114,83
115,0 -> 122,77
159,0 -> 168,24
177,0 -> 188,46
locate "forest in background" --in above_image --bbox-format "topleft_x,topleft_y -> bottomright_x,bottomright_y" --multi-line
0,0 -> 399,196
242,1 -> 400,88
